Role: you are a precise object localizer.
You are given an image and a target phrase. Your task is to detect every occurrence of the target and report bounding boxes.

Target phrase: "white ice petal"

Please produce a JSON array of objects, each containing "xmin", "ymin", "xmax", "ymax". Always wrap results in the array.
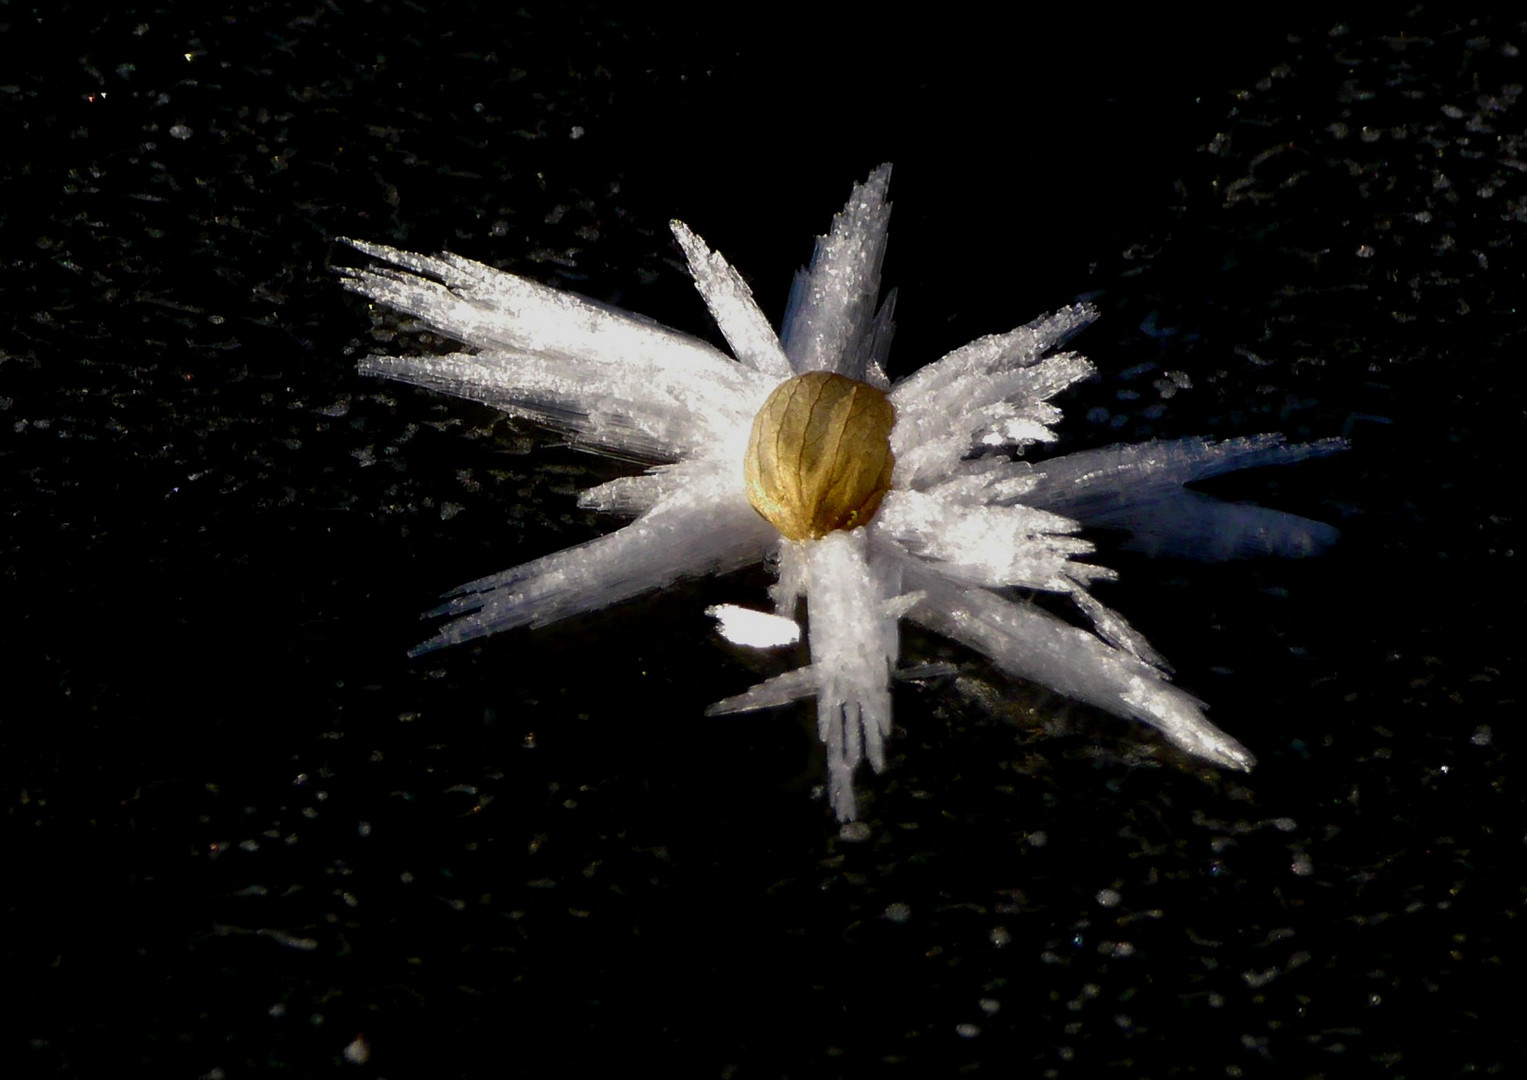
[
  {"xmin": 706, "ymin": 666, "xmax": 820, "ymax": 715},
  {"xmin": 891, "ymin": 350, "xmax": 1095, "ymax": 487},
  {"xmin": 670, "ymin": 220, "xmax": 793, "ymax": 379},
  {"xmin": 1026, "ymin": 434, "xmax": 1340, "ymax": 496},
  {"xmin": 1065, "ymin": 583, "xmax": 1170, "ymax": 671},
  {"xmin": 780, "ymin": 164, "xmax": 895, "ymax": 382},
  {"xmin": 410, "ymin": 481, "xmax": 776, "ymax": 655},
  {"xmin": 359, "ymin": 351, "xmax": 759, "ymax": 462},
  {"xmin": 1118, "ymin": 675, "xmax": 1256, "ymax": 771},
  {"xmin": 578, "ymin": 468, "xmax": 685, "ymax": 518},
  {"xmin": 859, "ymin": 287, "xmax": 896, "ymax": 391},
  {"xmin": 1117, "ymin": 490, "xmax": 1342, "ymax": 560},
  {"xmin": 897, "ymin": 421, "xmax": 1056, "ymax": 494},
  {"xmin": 977, "ymin": 414, "xmax": 1059, "ymax": 448},
  {"xmin": 343, "ymin": 238, "xmax": 777, "ymax": 460},
  {"xmin": 769, "ymin": 539, "xmax": 810, "ymax": 615},
  {"xmin": 579, "ymin": 456, "xmax": 740, "ymax": 517},
  {"xmin": 890, "ymin": 304, "xmax": 1099, "ymax": 410},
  {"xmin": 872, "ymin": 488, "xmax": 1105, "ymax": 592},
  {"xmin": 341, "ymin": 240, "xmax": 752, "ymax": 388},
  {"xmin": 893, "ymin": 352, "xmax": 1093, "ymax": 446},
  {"xmin": 918, "ymin": 458, "xmax": 1038, "ymax": 504},
  {"xmin": 1023, "ymin": 436, "xmax": 1348, "ymax": 559},
  {"xmin": 901, "ymin": 562, "xmax": 1254, "ymax": 771},
  {"xmin": 804, "ymin": 529, "xmax": 904, "ymax": 819}
]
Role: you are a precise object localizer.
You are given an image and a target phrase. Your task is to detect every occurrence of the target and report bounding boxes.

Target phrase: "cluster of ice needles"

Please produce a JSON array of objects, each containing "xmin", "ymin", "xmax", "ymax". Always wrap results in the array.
[{"xmin": 341, "ymin": 164, "xmax": 1344, "ymax": 820}]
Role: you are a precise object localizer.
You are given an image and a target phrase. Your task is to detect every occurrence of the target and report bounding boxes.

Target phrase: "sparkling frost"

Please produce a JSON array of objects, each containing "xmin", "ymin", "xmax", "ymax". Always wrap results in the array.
[{"xmin": 341, "ymin": 165, "xmax": 1344, "ymax": 820}]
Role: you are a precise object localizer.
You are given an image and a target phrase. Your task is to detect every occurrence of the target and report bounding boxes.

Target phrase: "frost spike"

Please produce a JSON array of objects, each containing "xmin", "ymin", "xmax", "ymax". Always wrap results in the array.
[
  {"xmin": 780, "ymin": 163, "xmax": 894, "ymax": 381},
  {"xmin": 670, "ymin": 220, "xmax": 793, "ymax": 379}
]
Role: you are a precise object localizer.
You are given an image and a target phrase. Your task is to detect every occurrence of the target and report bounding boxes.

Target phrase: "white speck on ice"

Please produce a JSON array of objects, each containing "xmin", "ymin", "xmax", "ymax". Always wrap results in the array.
[
  {"xmin": 707, "ymin": 604, "xmax": 800, "ymax": 649},
  {"xmin": 343, "ymin": 1035, "xmax": 370, "ymax": 1065}
]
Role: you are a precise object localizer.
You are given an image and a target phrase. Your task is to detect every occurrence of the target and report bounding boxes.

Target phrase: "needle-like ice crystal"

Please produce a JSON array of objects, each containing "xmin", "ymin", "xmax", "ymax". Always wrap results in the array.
[{"xmin": 341, "ymin": 164, "xmax": 1344, "ymax": 820}]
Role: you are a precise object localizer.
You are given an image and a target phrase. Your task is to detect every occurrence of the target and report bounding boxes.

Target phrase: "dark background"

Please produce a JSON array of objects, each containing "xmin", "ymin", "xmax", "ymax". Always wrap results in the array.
[{"xmin": 3, "ymin": 4, "xmax": 1519, "ymax": 1077}]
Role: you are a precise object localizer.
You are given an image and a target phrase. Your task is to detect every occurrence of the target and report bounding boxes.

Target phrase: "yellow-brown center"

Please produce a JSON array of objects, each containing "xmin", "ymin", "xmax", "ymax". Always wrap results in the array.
[{"xmin": 744, "ymin": 371, "xmax": 896, "ymax": 541}]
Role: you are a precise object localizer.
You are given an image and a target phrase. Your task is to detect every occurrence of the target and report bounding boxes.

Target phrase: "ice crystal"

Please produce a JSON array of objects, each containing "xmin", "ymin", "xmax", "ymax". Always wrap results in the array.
[{"xmin": 341, "ymin": 165, "xmax": 1344, "ymax": 820}]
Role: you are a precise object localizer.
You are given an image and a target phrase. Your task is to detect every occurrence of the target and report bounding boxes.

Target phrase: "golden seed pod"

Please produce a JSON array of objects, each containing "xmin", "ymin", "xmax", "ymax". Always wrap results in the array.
[{"xmin": 744, "ymin": 371, "xmax": 896, "ymax": 541}]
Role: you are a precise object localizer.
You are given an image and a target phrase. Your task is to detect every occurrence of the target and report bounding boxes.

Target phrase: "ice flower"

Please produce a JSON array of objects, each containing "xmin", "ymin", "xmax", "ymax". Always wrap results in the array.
[{"xmin": 341, "ymin": 165, "xmax": 1344, "ymax": 820}]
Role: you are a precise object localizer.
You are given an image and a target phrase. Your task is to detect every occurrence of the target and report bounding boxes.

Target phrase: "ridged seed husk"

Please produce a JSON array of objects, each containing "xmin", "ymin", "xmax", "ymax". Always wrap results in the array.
[{"xmin": 745, "ymin": 372, "xmax": 896, "ymax": 541}]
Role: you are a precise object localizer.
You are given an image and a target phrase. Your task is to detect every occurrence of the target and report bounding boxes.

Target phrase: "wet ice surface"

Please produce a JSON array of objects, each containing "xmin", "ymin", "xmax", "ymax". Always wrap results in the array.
[{"xmin": 3, "ymin": 10, "xmax": 1516, "ymax": 1078}]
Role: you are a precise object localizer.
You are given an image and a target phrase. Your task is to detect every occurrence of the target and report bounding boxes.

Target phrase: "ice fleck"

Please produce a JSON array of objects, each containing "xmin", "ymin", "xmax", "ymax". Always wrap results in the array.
[
  {"xmin": 343, "ymin": 1035, "xmax": 370, "ymax": 1064},
  {"xmin": 707, "ymin": 604, "xmax": 801, "ymax": 648}
]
